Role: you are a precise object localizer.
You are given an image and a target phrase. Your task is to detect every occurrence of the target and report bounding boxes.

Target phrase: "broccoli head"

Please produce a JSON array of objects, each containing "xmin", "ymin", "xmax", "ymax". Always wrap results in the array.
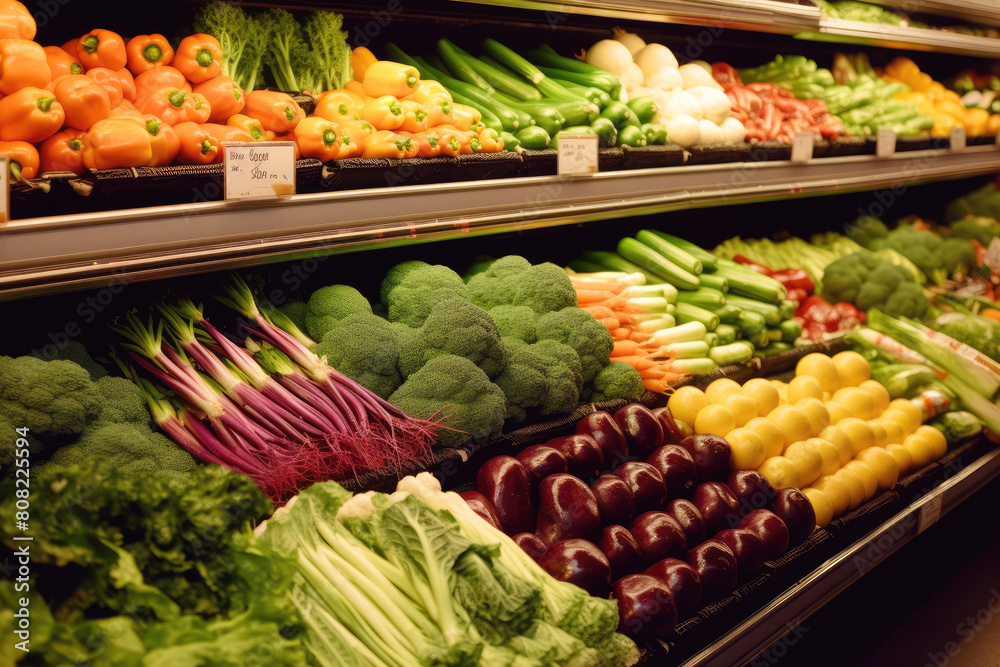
[
  {"xmin": 822, "ymin": 250, "xmax": 926, "ymax": 317},
  {"xmin": 488, "ymin": 305, "xmax": 538, "ymax": 344},
  {"xmin": 845, "ymin": 216, "xmax": 889, "ymax": 248},
  {"xmin": 304, "ymin": 284, "xmax": 373, "ymax": 341},
  {"xmin": 380, "ymin": 260, "xmax": 429, "ymax": 303},
  {"xmin": 466, "ymin": 255, "xmax": 577, "ymax": 315},
  {"xmin": 389, "ymin": 355, "xmax": 507, "ymax": 447},
  {"xmin": 0, "ymin": 356, "xmax": 102, "ymax": 439},
  {"xmin": 279, "ymin": 300, "xmax": 309, "ymax": 334},
  {"xmin": 314, "ymin": 312, "xmax": 403, "ymax": 400},
  {"xmin": 534, "ymin": 307, "xmax": 614, "ymax": 383},
  {"xmin": 882, "ymin": 282, "xmax": 929, "ymax": 319},
  {"xmin": 42, "ymin": 422, "xmax": 197, "ymax": 480},
  {"xmin": 591, "ymin": 362, "xmax": 645, "ymax": 403},
  {"xmin": 383, "ymin": 264, "xmax": 468, "ymax": 328},
  {"xmin": 94, "ymin": 376, "xmax": 151, "ymax": 426},
  {"xmin": 949, "ymin": 216, "xmax": 1000, "ymax": 246},
  {"xmin": 398, "ymin": 297, "xmax": 505, "ymax": 379},
  {"xmin": 493, "ymin": 338, "xmax": 583, "ymax": 421},
  {"xmin": 940, "ymin": 238, "xmax": 975, "ymax": 276},
  {"xmin": 44, "ymin": 340, "xmax": 108, "ymax": 381},
  {"xmin": 463, "ymin": 255, "xmax": 496, "ymax": 282},
  {"xmin": 871, "ymin": 225, "xmax": 945, "ymax": 284}
]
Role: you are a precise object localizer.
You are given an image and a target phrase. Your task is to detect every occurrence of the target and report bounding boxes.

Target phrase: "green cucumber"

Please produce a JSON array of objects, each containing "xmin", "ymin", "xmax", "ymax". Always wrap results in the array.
[
  {"xmin": 442, "ymin": 40, "xmax": 543, "ymax": 101},
  {"xmin": 712, "ymin": 303, "xmax": 742, "ymax": 324},
  {"xmin": 698, "ymin": 272, "xmax": 729, "ymax": 293},
  {"xmin": 581, "ymin": 250, "xmax": 657, "ymax": 283},
  {"xmin": 618, "ymin": 125, "xmax": 647, "ymax": 147},
  {"xmin": 436, "ymin": 39, "xmax": 494, "ymax": 93},
  {"xmin": 537, "ymin": 65, "xmax": 618, "ymax": 94},
  {"xmin": 675, "ymin": 302, "xmax": 719, "ymax": 331},
  {"xmin": 725, "ymin": 295, "xmax": 782, "ymax": 325},
  {"xmin": 525, "ymin": 44, "xmax": 623, "ymax": 97},
  {"xmin": 618, "ymin": 237, "xmax": 701, "ymax": 290},
  {"xmin": 647, "ymin": 231, "xmax": 719, "ymax": 271},
  {"xmin": 500, "ymin": 131, "xmax": 520, "ymax": 151},
  {"xmin": 635, "ymin": 229, "xmax": 703, "ymax": 275},
  {"xmin": 715, "ymin": 323, "xmax": 738, "ymax": 345},
  {"xmin": 599, "ymin": 101, "xmax": 636, "ymax": 131},
  {"xmin": 627, "ymin": 97, "xmax": 659, "ymax": 124},
  {"xmin": 641, "ymin": 122, "xmax": 668, "ymax": 145},
  {"xmin": 590, "ymin": 117, "xmax": 617, "ymax": 147},
  {"xmin": 675, "ymin": 286, "xmax": 726, "ymax": 309},
  {"xmin": 515, "ymin": 125, "xmax": 551, "ymax": 150},
  {"xmin": 550, "ymin": 79, "xmax": 613, "ymax": 108},
  {"xmin": 779, "ymin": 318, "xmax": 802, "ymax": 343}
]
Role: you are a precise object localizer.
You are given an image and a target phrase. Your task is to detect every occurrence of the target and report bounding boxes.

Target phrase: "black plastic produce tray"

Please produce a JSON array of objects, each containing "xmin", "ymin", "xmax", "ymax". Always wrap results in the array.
[
  {"xmin": 967, "ymin": 133, "xmax": 997, "ymax": 147},
  {"xmin": 620, "ymin": 144, "xmax": 686, "ymax": 170},
  {"xmin": 320, "ymin": 152, "xmax": 522, "ymax": 191},
  {"xmin": 828, "ymin": 136, "xmax": 869, "ymax": 156},
  {"xmin": 686, "ymin": 142, "xmax": 753, "ymax": 165}
]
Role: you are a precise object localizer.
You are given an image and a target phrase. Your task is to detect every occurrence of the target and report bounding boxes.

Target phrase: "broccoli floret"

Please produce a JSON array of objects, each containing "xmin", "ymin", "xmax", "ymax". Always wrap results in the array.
[
  {"xmin": 43, "ymin": 340, "xmax": 108, "ymax": 381},
  {"xmin": 870, "ymin": 225, "xmax": 945, "ymax": 284},
  {"xmin": 845, "ymin": 216, "xmax": 889, "ymax": 248},
  {"xmin": 463, "ymin": 255, "xmax": 496, "ymax": 282},
  {"xmin": 42, "ymin": 422, "xmax": 196, "ymax": 479},
  {"xmin": 493, "ymin": 338, "xmax": 582, "ymax": 422},
  {"xmin": 949, "ymin": 216, "xmax": 1000, "ymax": 246},
  {"xmin": 383, "ymin": 264, "xmax": 468, "ymax": 328},
  {"xmin": 940, "ymin": 238, "xmax": 975, "ymax": 276},
  {"xmin": 380, "ymin": 260, "xmax": 429, "ymax": 304},
  {"xmin": 94, "ymin": 376, "xmax": 151, "ymax": 426},
  {"xmin": 488, "ymin": 305, "xmax": 538, "ymax": 344},
  {"xmin": 389, "ymin": 355, "xmax": 506, "ymax": 447},
  {"xmin": 0, "ymin": 356, "xmax": 102, "ymax": 438},
  {"xmin": 883, "ymin": 282, "xmax": 929, "ymax": 319},
  {"xmin": 822, "ymin": 250, "xmax": 927, "ymax": 317},
  {"xmin": 314, "ymin": 312, "xmax": 403, "ymax": 399},
  {"xmin": 535, "ymin": 307, "xmax": 614, "ymax": 383},
  {"xmin": 591, "ymin": 362, "xmax": 645, "ymax": 403},
  {"xmin": 304, "ymin": 284, "xmax": 372, "ymax": 341},
  {"xmin": 388, "ymin": 320, "xmax": 417, "ymax": 349},
  {"xmin": 279, "ymin": 300, "xmax": 309, "ymax": 334},
  {"xmin": 398, "ymin": 298, "xmax": 505, "ymax": 379},
  {"xmin": 466, "ymin": 255, "xmax": 578, "ymax": 315}
]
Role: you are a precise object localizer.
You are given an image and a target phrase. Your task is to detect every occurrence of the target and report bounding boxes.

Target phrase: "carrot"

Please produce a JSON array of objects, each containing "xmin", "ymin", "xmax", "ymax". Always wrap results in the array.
[
  {"xmin": 570, "ymin": 276, "xmax": 625, "ymax": 293},
  {"xmin": 629, "ymin": 331, "xmax": 653, "ymax": 343},
  {"xmin": 612, "ymin": 355, "xmax": 659, "ymax": 371},
  {"xmin": 638, "ymin": 368, "xmax": 669, "ymax": 380},
  {"xmin": 643, "ymin": 378, "xmax": 670, "ymax": 393},
  {"xmin": 575, "ymin": 289, "xmax": 621, "ymax": 305},
  {"xmin": 981, "ymin": 308, "xmax": 1000, "ymax": 323},
  {"xmin": 612, "ymin": 327, "xmax": 632, "ymax": 341},
  {"xmin": 598, "ymin": 317, "xmax": 620, "ymax": 333},
  {"xmin": 612, "ymin": 340, "xmax": 640, "ymax": 357},
  {"xmin": 584, "ymin": 305, "xmax": 618, "ymax": 321}
]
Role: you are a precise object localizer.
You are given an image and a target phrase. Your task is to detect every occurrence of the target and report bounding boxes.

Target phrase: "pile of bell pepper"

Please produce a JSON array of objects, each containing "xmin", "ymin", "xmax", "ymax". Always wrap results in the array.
[
  {"xmin": 713, "ymin": 63, "xmax": 848, "ymax": 143},
  {"xmin": 0, "ymin": 2, "xmax": 505, "ymax": 181},
  {"xmin": 882, "ymin": 57, "xmax": 1000, "ymax": 139}
]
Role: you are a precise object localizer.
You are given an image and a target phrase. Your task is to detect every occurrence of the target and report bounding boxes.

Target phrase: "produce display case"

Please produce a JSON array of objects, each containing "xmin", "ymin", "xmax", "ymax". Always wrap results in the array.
[{"xmin": 4, "ymin": 0, "xmax": 1000, "ymax": 665}]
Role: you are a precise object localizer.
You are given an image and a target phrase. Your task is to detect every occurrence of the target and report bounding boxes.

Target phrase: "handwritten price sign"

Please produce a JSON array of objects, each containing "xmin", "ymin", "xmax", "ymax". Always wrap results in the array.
[
  {"xmin": 224, "ymin": 142, "xmax": 297, "ymax": 201},
  {"xmin": 557, "ymin": 134, "xmax": 599, "ymax": 176}
]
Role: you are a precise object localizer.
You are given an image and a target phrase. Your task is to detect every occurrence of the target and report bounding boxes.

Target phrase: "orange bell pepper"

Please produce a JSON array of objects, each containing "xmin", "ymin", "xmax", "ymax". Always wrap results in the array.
[
  {"xmin": 173, "ymin": 34, "xmax": 222, "ymax": 84},
  {"xmin": 82, "ymin": 117, "xmax": 152, "ymax": 170},
  {"xmin": 272, "ymin": 132, "xmax": 302, "ymax": 160},
  {"xmin": 44, "ymin": 45, "xmax": 83, "ymax": 78},
  {"xmin": 125, "ymin": 34, "xmax": 173, "ymax": 75},
  {"xmin": 173, "ymin": 121, "xmax": 219, "ymax": 165},
  {"xmin": 424, "ymin": 100, "xmax": 453, "ymax": 128},
  {"xmin": 51, "ymin": 74, "xmax": 110, "ymax": 131},
  {"xmin": 338, "ymin": 120, "xmax": 373, "ymax": 159},
  {"xmin": 0, "ymin": 139, "xmax": 37, "ymax": 179},
  {"xmin": 192, "ymin": 75, "xmax": 244, "ymax": 123},
  {"xmin": 350, "ymin": 47, "xmax": 377, "ymax": 83},
  {"xmin": 117, "ymin": 67, "xmax": 136, "ymax": 103},
  {"xmin": 134, "ymin": 66, "xmax": 190, "ymax": 103},
  {"xmin": 0, "ymin": 1, "xmax": 33, "ymax": 40},
  {"xmin": 244, "ymin": 90, "xmax": 304, "ymax": 133},
  {"xmin": 476, "ymin": 127, "xmax": 504, "ymax": 153},
  {"xmin": 199, "ymin": 123, "xmax": 254, "ymax": 163},
  {"xmin": 137, "ymin": 89, "xmax": 211, "ymax": 126},
  {"xmin": 76, "ymin": 29, "xmax": 127, "ymax": 71},
  {"xmin": 227, "ymin": 114, "xmax": 265, "ymax": 141},
  {"xmin": 40, "ymin": 128, "xmax": 86, "ymax": 175},
  {"xmin": 0, "ymin": 39, "xmax": 50, "ymax": 94},
  {"xmin": 344, "ymin": 79, "xmax": 365, "ymax": 97},
  {"xmin": 399, "ymin": 129, "xmax": 441, "ymax": 158},
  {"xmin": 360, "ymin": 95, "xmax": 404, "ymax": 130},
  {"xmin": 294, "ymin": 116, "xmax": 341, "ymax": 162},
  {"xmin": 362, "ymin": 130, "xmax": 414, "ymax": 159},
  {"xmin": 61, "ymin": 37, "xmax": 78, "ymax": 57},
  {"xmin": 398, "ymin": 100, "xmax": 428, "ymax": 133},
  {"xmin": 142, "ymin": 115, "xmax": 180, "ymax": 167},
  {"xmin": 109, "ymin": 100, "xmax": 145, "ymax": 123},
  {"xmin": 447, "ymin": 104, "xmax": 480, "ymax": 132},
  {"xmin": 312, "ymin": 89, "xmax": 364, "ymax": 123},
  {"xmin": 404, "ymin": 80, "xmax": 452, "ymax": 107},
  {"xmin": 362, "ymin": 60, "xmax": 420, "ymax": 99},
  {"xmin": 86, "ymin": 67, "xmax": 123, "ymax": 108},
  {"xmin": 436, "ymin": 125, "xmax": 464, "ymax": 157},
  {"xmin": 0, "ymin": 86, "xmax": 64, "ymax": 143}
]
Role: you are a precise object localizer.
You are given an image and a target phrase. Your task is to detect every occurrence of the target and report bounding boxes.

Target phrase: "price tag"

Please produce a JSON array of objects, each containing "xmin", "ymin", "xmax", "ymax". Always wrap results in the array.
[
  {"xmin": 876, "ymin": 129, "xmax": 896, "ymax": 158},
  {"xmin": 557, "ymin": 134, "xmax": 599, "ymax": 176},
  {"xmin": 224, "ymin": 142, "xmax": 296, "ymax": 201},
  {"xmin": 950, "ymin": 126, "xmax": 966, "ymax": 151},
  {"xmin": 918, "ymin": 495, "xmax": 942, "ymax": 534},
  {"xmin": 791, "ymin": 132, "xmax": 814, "ymax": 163},
  {"xmin": 0, "ymin": 156, "xmax": 7, "ymax": 223}
]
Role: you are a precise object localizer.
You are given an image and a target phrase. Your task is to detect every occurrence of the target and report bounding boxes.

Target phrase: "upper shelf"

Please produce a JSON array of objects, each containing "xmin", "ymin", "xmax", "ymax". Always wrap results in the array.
[
  {"xmin": 451, "ymin": 0, "xmax": 1000, "ymax": 58},
  {"xmin": 4, "ymin": 144, "xmax": 1000, "ymax": 301}
]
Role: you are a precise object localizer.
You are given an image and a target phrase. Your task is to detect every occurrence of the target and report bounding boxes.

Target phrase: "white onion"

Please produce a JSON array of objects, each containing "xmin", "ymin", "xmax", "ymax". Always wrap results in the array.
[
  {"xmin": 679, "ymin": 63, "xmax": 722, "ymax": 90},
  {"xmin": 645, "ymin": 66, "xmax": 682, "ymax": 91},
  {"xmin": 696, "ymin": 89, "xmax": 732, "ymax": 125},
  {"xmin": 613, "ymin": 27, "xmax": 646, "ymax": 56},
  {"xmin": 720, "ymin": 117, "xmax": 747, "ymax": 143},
  {"xmin": 584, "ymin": 39, "xmax": 635, "ymax": 77},
  {"xmin": 690, "ymin": 60, "xmax": 713, "ymax": 74},
  {"xmin": 663, "ymin": 91, "xmax": 703, "ymax": 122},
  {"xmin": 697, "ymin": 119, "xmax": 724, "ymax": 145},
  {"xmin": 620, "ymin": 63, "xmax": 645, "ymax": 92},
  {"xmin": 634, "ymin": 43, "xmax": 678, "ymax": 79},
  {"xmin": 666, "ymin": 115, "xmax": 701, "ymax": 148}
]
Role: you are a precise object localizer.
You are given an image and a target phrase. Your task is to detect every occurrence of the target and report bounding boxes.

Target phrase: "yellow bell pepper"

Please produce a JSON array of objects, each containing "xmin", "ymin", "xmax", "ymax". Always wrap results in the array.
[
  {"xmin": 362, "ymin": 60, "xmax": 420, "ymax": 99},
  {"xmin": 82, "ymin": 117, "xmax": 153, "ymax": 170}
]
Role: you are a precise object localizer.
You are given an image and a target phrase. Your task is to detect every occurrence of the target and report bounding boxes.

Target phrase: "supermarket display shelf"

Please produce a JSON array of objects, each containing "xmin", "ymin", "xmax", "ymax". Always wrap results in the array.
[
  {"xmin": 4, "ymin": 144, "xmax": 1000, "ymax": 300},
  {"xmin": 864, "ymin": 0, "xmax": 1000, "ymax": 29},
  {"xmin": 803, "ymin": 18, "xmax": 1000, "ymax": 59},
  {"xmin": 679, "ymin": 446, "xmax": 1000, "ymax": 666}
]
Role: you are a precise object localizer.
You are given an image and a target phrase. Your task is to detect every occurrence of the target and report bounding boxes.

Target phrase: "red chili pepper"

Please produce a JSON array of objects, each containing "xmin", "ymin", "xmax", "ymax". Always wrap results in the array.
[
  {"xmin": 770, "ymin": 268, "xmax": 815, "ymax": 294},
  {"xmin": 733, "ymin": 254, "xmax": 773, "ymax": 276},
  {"xmin": 794, "ymin": 295, "xmax": 842, "ymax": 338},
  {"xmin": 711, "ymin": 62, "xmax": 742, "ymax": 90}
]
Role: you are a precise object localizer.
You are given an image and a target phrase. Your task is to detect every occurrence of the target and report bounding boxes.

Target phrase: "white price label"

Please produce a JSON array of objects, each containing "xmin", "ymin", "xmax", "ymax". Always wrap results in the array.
[
  {"xmin": 876, "ymin": 129, "xmax": 896, "ymax": 158},
  {"xmin": 224, "ymin": 142, "xmax": 296, "ymax": 201},
  {"xmin": 950, "ymin": 127, "xmax": 966, "ymax": 151},
  {"xmin": 557, "ymin": 134, "xmax": 599, "ymax": 176},
  {"xmin": 918, "ymin": 495, "xmax": 942, "ymax": 534},
  {"xmin": 791, "ymin": 132, "xmax": 814, "ymax": 163},
  {"xmin": 0, "ymin": 156, "xmax": 7, "ymax": 223}
]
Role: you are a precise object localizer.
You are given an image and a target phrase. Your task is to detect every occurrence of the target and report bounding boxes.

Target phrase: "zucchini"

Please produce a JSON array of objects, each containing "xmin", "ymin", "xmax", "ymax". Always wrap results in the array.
[
  {"xmin": 779, "ymin": 318, "xmax": 802, "ymax": 344},
  {"xmin": 725, "ymin": 295, "xmax": 782, "ymax": 326},
  {"xmin": 738, "ymin": 310, "xmax": 768, "ymax": 348},
  {"xmin": 715, "ymin": 260, "xmax": 787, "ymax": 303},
  {"xmin": 712, "ymin": 303, "xmax": 742, "ymax": 324},
  {"xmin": 443, "ymin": 40, "xmax": 543, "ymax": 102},
  {"xmin": 675, "ymin": 286, "xmax": 726, "ymax": 309},
  {"xmin": 537, "ymin": 65, "xmax": 618, "ymax": 94},
  {"xmin": 758, "ymin": 341, "xmax": 793, "ymax": 356},
  {"xmin": 618, "ymin": 237, "xmax": 701, "ymax": 290},
  {"xmin": 710, "ymin": 341, "xmax": 755, "ymax": 366},
  {"xmin": 550, "ymin": 79, "xmax": 613, "ymax": 109},
  {"xmin": 515, "ymin": 125, "xmax": 551, "ymax": 150},
  {"xmin": 703, "ymin": 332, "xmax": 719, "ymax": 348},
  {"xmin": 626, "ymin": 97, "xmax": 659, "ymax": 124},
  {"xmin": 635, "ymin": 229, "xmax": 703, "ymax": 275},
  {"xmin": 581, "ymin": 250, "xmax": 658, "ymax": 284},
  {"xmin": 715, "ymin": 323, "xmax": 738, "ymax": 345},
  {"xmin": 698, "ymin": 273, "xmax": 729, "ymax": 293},
  {"xmin": 436, "ymin": 39, "xmax": 494, "ymax": 93},
  {"xmin": 499, "ymin": 131, "xmax": 520, "ymax": 151},
  {"xmin": 526, "ymin": 44, "xmax": 623, "ymax": 97},
  {"xmin": 675, "ymin": 302, "xmax": 719, "ymax": 331},
  {"xmin": 618, "ymin": 125, "xmax": 647, "ymax": 147},
  {"xmin": 647, "ymin": 231, "xmax": 719, "ymax": 271},
  {"xmin": 482, "ymin": 38, "xmax": 578, "ymax": 102}
]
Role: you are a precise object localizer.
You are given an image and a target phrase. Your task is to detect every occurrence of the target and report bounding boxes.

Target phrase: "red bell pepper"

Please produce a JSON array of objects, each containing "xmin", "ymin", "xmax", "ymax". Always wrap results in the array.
[
  {"xmin": 770, "ymin": 267, "xmax": 815, "ymax": 294},
  {"xmin": 733, "ymin": 254, "xmax": 773, "ymax": 276}
]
